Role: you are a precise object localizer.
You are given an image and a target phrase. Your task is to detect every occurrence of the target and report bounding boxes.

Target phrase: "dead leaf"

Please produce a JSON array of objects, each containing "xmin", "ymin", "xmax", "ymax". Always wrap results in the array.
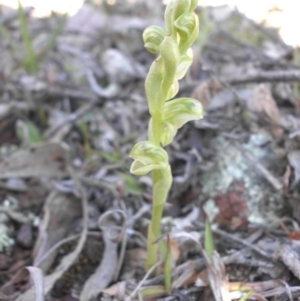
[
  {"xmin": 230, "ymin": 280, "xmax": 281, "ymax": 294},
  {"xmin": 102, "ymin": 281, "xmax": 126, "ymax": 299},
  {"xmin": 247, "ymin": 84, "xmax": 281, "ymax": 126},
  {"xmin": 172, "ymin": 259, "xmax": 206, "ymax": 289},
  {"xmin": 282, "ymin": 165, "xmax": 291, "ymax": 193},
  {"xmin": 0, "ymin": 266, "xmax": 44, "ymax": 301},
  {"xmin": 191, "ymin": 81, "xmax": 224, "ymax": 110},
  {"xmin": 120, "ymin": 248, "xmax": 146, "ymax": 282},
  {"xmin": 25, "ymin": 267, "xmax": 44, "ymax": 301},
  {"xmin": 169, "ymin": 239, "xmax": 181, "ymax": 262},
  {"xmin": 33, "ymin": 191, "xmax": 81, "ymax": 273},
  {"xmin": 16, "ymin": 178, "xmax": 88, "ymax": 301},
  {"xmin": 288, "ymin": 151, "xmax": 300, "ymax": 187},
  {"xmin": 80, "ymin": 211, "xmax": 121, "ymax": 301},
  {"xmin": 206, "ymin": 251, "xmax": 231, "ymax": 301},
  {"xmin": 0, "ymin": 143, "xmax": 68, "ymax": 179},
  {"xmin": 278, "ymin": 239, "xmax": 300, "ymax": 279}
]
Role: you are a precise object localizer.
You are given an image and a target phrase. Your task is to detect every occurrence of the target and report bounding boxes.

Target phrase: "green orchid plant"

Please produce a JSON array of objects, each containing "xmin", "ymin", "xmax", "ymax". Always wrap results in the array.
[{"xmin": 130, "ymin": 0, "xmax": 203, "ymax": 270}]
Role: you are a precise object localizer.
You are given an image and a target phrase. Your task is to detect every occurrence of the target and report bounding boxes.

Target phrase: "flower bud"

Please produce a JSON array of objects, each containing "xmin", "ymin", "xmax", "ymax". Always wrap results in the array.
[
  {"xmin": 143, "ymin": 25, "xmax": 166, "ymax": 54},
  {"xmin": 164, "ymin": 0, "xmax": 197, "ymax": 36},
  {"xmin": 174, "ymin": 12, "xmax": 199, "ymax": 54},
  {"xmin": 164, "ymin": 0, "xmax": 191, "ymax": 35}
]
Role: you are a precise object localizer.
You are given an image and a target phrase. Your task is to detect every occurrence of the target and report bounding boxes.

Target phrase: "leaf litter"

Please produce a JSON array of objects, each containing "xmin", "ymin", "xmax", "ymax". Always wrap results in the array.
[{"xmin": 1, "ymin": 1, "xmax": 300, "ymax": 300}]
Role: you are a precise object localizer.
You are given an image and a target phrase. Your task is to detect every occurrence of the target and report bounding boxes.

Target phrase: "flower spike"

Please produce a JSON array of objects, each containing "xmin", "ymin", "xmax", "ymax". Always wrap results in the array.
[{"xmin": 129, "ymin": 0, "xmax": 202, "ymax": 272}]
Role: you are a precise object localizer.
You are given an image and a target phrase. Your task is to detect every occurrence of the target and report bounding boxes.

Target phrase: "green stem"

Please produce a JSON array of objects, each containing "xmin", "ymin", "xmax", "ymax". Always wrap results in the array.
[
  {"xmin": 146, "ymin": 63, "xmax": 173, "ymax": 270},
  {"xmin": 146, "ymin": 169, "xmax": 164, "ymax": 269},
  {"xmin": 151, "ymin": 112, "xmax": 162, "ymax": 145}
]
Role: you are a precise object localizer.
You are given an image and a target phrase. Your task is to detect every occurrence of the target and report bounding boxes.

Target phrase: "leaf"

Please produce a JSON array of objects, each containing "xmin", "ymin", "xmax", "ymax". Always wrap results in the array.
[
  {"xmin": 0, "ymin": 143, "xmax": 68, "ymax": 179},
  {"xmin": 140, "ymin": 285, "xmax": 167, "ymax": 299},
  {"xmin": 99, "ymin": 151, "xmax": 121, "ymax": 163},
  {"xmin": 164, "ymin": 236, "xmax": 172, "ymax": 293},
  {"xmin": 118, "ymin": 172, "xmax": 142, "ymax": 195},
  {"xmin": 153, "ymin": 165, "xmax": 172, "ymax": 205},
  {"xmin": 16, "ymin": 120, "xmax": 44, "ymax": 147},
  {"xmin": 204, "ymin": 218, "xmax": 215, "ymax": 262}
]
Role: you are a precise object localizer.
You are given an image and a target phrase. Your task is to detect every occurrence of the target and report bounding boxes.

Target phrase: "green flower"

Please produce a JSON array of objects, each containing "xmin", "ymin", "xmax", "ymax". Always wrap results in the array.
[
  {"xmin": 130, "ymin": 141, "xmax": 169, "ymax": 176},
  {"xmin": 143, "ymin": 25, "xmax": 166, "ymax": 54},
  {"xmin": 160, "ymin": 98, "xmax": 203, "ymax": 146}
]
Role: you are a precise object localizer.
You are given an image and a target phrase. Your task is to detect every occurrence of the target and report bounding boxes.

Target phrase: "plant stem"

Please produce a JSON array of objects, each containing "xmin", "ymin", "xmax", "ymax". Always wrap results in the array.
[
  {"xmin": 147, "ymin": 108, "xmax": 163, "ymax": 268},
  {"xmin": 151, "ymin": 112, "xmax": 162, "ymax": 145},
  {"xmin": 146, "ymin": 169, "xmax": 164, "ymax": 269}
]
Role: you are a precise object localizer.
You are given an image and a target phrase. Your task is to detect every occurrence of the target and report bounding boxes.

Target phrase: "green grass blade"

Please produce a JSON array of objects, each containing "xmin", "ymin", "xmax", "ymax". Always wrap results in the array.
[
  {"xmin": 16, "ymin": 120, "xmax": 44, "ymax": 147},
  {"xmin": 204, "ymin": 218, "xmax": 215, "ymax": 262},
  {"xmin": 0, "ymin": 25, "xmax": 19, "ymax": 55},
  {"xmin": 238, "ymin": 290, "xmax": 252, "ymax": 301},
  {"xmin": 38, "ymin": 12, "xmax": 68, "ymax": 60},
  {"xmin": 17, "ymin": 0, "xmax": 38, "ymax": 73},
  {"xmin": 163, "ymin": 236, "xmax": 172, "ymax": 292}
]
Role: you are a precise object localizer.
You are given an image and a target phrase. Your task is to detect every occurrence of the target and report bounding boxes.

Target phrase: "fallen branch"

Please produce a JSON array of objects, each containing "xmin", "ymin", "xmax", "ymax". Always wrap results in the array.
[{"xmin": 227, "ymin": 70, "xmax": 300, "ymax": 85}]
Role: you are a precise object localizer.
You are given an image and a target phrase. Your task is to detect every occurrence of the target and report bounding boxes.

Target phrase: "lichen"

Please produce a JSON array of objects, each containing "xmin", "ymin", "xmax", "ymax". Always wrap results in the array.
[{"xmin": 201, "ymin": 132, "xmax": 283, "ymax": 224}]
